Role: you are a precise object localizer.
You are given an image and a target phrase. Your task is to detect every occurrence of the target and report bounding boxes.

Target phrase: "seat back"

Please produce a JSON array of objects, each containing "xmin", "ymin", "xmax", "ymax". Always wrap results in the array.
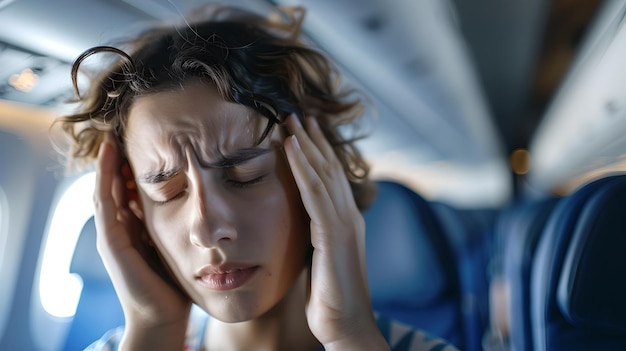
[
  {"xmin": 433, "ymin": 202, "xmax": 497, "ymax": 351},
  {"xmin": 501, "ymin": 197, "xmax": 559, "ymax": 351},
  {"xmin": 363, "ymin": 180, "xmax": 463, "ymax": 348},
  {"xmin": 62, "ymin": 217, "xmax": 124, "ymax": 351},
  {"xmin": 531, "ymin": 175, "xmax": 626, "ymax": 351}
]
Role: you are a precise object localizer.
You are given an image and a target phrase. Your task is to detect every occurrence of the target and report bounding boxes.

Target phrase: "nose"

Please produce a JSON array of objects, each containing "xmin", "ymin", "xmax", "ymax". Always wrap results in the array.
[{"xmin": 187, "ymin": 152, "xmax": 237, "ymax": 248}]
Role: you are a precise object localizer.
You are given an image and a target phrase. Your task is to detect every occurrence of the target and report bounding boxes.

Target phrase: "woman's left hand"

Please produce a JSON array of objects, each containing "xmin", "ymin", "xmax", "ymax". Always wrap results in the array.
[{"xmin": 283, "ymin": 114, "xmax": 389, "ymax": 351}]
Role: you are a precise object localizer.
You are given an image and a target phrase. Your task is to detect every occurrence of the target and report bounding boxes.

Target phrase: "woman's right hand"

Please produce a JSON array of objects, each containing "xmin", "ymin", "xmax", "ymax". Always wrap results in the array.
[{"xmin": 94, "ymin": 132, "xmax": 191, "ymax": 350}]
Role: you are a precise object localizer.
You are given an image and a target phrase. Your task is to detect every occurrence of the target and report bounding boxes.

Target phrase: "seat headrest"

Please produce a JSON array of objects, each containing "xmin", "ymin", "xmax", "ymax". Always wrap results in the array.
[
  {"xmin": 363, "ymin": 181, "xmax": 455, "ymax": 306},
  {"xmin": 557, "ymin": 175, "xmax": 626, "ymax": 332}
]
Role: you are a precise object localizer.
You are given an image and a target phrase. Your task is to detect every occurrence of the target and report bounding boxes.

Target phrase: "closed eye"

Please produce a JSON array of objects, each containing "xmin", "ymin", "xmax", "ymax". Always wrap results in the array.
[
  {"xmin": 226, "ymin": 175, "xmax": 267, "ymax": 189},
  {"xmin": 154, "ymin": 191, "xmax": 188, "ymax": 206}
]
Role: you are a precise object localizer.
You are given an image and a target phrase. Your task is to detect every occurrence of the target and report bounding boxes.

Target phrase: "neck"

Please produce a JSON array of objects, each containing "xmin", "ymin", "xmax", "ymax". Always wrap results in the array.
[{"xmin": 205, "ymin": 269, "xmax": 321, "ymax": 351}]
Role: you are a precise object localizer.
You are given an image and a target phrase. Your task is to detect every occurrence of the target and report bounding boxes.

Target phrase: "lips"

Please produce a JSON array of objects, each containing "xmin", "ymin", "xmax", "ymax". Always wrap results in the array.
[{"xmin": 195, "ymin": 264, "xmax": 259, "ymax": 291}]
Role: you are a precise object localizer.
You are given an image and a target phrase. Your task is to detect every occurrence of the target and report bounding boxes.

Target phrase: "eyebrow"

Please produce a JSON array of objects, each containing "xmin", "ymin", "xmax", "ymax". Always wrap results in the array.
[
  {"xmin": 138, "ymin": 147, "xmax": 272, "ymax": 184},
  {"xmin": 140, "ymin": 169, "xmax": 180, "ymax": 184}
]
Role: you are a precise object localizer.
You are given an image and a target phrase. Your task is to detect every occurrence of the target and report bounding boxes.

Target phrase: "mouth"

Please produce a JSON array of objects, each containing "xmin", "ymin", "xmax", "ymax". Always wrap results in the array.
[{"xmin": 196, "ymin": 265, "xmax": 260, "ymax": 291}]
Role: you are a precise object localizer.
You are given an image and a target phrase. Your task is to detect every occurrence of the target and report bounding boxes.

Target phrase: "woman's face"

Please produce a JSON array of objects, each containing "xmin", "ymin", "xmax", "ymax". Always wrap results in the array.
[{"xmin": 124, "ymin": 82, "xmax": 309, "ymax": 322}]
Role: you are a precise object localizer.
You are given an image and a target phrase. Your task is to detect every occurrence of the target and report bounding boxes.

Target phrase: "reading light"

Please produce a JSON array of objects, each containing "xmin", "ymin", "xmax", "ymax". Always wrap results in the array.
[
  {"xmin": 510, "ymin": 148, "xmax": 530, "ymax": 175},
  {"xmin": 8, "ymin": 68, "xmax": 39, "ymax": 92}
]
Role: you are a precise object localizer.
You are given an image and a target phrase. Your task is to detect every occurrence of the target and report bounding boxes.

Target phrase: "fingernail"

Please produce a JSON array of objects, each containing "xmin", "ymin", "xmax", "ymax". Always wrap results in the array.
[
  {"xmin": 291, "ymin": 134, "xmax": 301, "ymax": 150},
  {"xmin": 292, "ymin": 114, "xmax": 303, "ymax": 128}
]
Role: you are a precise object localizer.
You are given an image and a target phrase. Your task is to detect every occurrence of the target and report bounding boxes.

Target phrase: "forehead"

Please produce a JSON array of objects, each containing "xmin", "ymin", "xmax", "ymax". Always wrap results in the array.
[
  {"xmin": 124, "ymin": 83, "xmax": 272, "ymax": 162},
  {"xmin": 127, "ymin": 82, "xmax": 262, "ymax": 139}
]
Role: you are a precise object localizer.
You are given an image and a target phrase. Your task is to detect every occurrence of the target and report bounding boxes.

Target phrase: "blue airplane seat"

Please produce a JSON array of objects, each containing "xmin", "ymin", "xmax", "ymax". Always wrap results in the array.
[
  {"xmin": 63, "ymin": 216, "xmax": 124, "ymax": 351},
  {"xmin": 531, "ymin": 175, "xmax": 626, "ymax": 351},
  {"xmin": 432, "ymin": 202, "xmax": 496, "ymax": 351},
  {"xmin": 501, "ymin": 197, "xmax": 559, "ymax": 351},
  {"xmin": 363, "ymin": 180, "xmax": 463, "ymax": 348}
]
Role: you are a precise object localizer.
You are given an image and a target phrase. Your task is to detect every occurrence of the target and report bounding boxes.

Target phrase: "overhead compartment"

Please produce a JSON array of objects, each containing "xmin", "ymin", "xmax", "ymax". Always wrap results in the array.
[{"xmin": 530, "ymin": 0, "xmax": 626, "ymax": 193}]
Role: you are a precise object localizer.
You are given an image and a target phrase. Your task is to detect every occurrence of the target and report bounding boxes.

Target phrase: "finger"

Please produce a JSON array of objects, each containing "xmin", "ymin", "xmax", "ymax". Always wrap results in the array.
[
  {"xmin": 302, "ymin": 117, "xmax": 337, "ymax": 164},
  {"xmin": 94, "ymin": 133, "xmax": 130, "ymax": 250},
  {"xmin": 301, "ymin": 117, "xmax": 367, "ymax": 281},
  {"xmin": 303, "ymin": 116, "xmax": 356, "ymax": 211},
  {"xmin": 284, "ymin": 115, "xmax": 352, "ymax": 213},
  {"xmin": 95, "ymin": 133, "xmax": 118, "ymax": 225},
  {"xmin": 107, "ymin": 135, "xmax": 129, "ymax": 214},
  {"xmin": 284, "ymin": 134, "xmax": 339, "ymax": 247},
  {"xmin": 286, "ymin": 120, "xmax": 371, "ymax": 307},
  {"xmin": 284, "ymin": 114, "xmax": 326, "ymax": 171}
]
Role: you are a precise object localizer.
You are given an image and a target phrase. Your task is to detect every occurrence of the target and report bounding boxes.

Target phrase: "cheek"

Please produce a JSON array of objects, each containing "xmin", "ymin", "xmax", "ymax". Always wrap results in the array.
[
  {"xmin": 136, "ymin": 191, "xmax": 189, "ymax": 262},
  {"xmin": 265, "ymin": 160, "xmax": 310, "ymax": 253},
  {"xmin": 138, "ymin": 190, "xmax": 182, "ymax": 232},
  {"xmin": 243, "ymin": 183, "xmax": 310, "ymax": 277}
]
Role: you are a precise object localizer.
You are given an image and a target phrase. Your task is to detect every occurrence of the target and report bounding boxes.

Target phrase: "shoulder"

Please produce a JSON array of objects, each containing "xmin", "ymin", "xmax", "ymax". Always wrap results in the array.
[{"xmin": 375, "ymin": 314, "xmax": 459, "ymax": 351}]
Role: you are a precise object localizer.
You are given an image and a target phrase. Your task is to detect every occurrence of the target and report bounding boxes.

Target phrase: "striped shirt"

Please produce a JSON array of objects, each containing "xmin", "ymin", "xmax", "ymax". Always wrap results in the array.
[{"xmin": 85, "ymin": 309, "xmax": 458, "ymax": 351}]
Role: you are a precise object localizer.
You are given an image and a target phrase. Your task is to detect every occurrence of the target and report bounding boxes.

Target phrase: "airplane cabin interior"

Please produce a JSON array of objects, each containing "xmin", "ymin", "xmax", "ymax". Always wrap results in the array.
[{"xmin": 1, "ymin": 0, "xmax": 626, "ymax": 350}]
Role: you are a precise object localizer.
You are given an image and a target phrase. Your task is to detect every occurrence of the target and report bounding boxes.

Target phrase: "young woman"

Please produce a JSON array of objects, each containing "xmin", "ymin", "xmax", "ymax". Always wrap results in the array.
[{"xmin": 57, "ymin": 5, "xmax": 458, "ymax": 351}]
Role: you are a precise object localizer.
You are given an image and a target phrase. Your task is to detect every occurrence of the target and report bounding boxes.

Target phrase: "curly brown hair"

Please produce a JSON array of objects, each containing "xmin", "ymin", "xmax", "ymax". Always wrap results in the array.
[{"xmin": 55, "ymin": 5, "xmax": 375, "ymax": 208}]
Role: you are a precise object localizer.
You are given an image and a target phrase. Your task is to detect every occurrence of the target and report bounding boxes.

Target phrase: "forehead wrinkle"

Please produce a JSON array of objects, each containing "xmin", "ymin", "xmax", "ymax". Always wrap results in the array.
[
  {"xmin": 128, "ymin": 83, "xmax": 274, "ymax": 175},
  {"xmin": 188, "ymin": 107, "xmax": 263, "ymax": 166},
  {"xmin": 145, "ymin": 117, "xmax": 204, "ymax": 174},
  {"xmin": 127, "ymin": 129, "xmax": 189, "ymax": 181}
]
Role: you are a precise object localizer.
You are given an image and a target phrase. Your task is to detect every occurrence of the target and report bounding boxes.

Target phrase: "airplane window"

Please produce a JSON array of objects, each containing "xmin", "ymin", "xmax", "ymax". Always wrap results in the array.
[
  {"xmin": 0, "ymin": 186, "xmax": 6, "ymax": 267},
  {"xmin": 38, "ymin": 172, "xmax": 95, "ymax": 318}
]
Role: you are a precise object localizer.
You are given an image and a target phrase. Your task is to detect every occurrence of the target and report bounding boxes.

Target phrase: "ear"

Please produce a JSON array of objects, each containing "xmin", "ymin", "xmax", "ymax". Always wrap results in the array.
[{"xmin": 121, "ymin": 161, "xmax": 145, "ymax": 220}]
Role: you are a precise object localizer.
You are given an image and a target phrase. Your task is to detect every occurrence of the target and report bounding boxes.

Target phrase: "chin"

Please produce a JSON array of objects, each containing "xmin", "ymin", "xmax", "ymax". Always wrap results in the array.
[{"xmin": 195, "ymin": 292, "xmax": 273, "ymax": 323}]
